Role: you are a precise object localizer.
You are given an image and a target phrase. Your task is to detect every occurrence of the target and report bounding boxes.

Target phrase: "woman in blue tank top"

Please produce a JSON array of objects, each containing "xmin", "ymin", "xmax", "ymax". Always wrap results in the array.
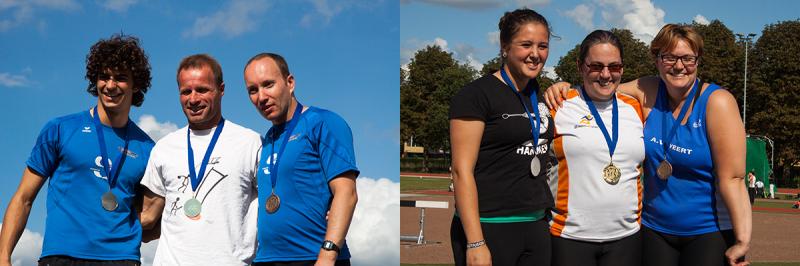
[{"xmin": 545, "ymin": 24, "xmax": 751, "ymax": 266}]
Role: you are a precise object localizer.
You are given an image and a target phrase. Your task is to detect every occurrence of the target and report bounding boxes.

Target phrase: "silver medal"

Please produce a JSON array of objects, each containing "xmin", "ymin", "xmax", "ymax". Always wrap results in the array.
[
  {"xmin": 530, "ymin": 156, "xmax": 541, "ymax": 176},
  {"xmin": 101, "ymin": 191, "xmax": 118, "ymax": 211},
  {"xmin": 184, "ymin": 198, "xmax": 202, "ymax": 219}
]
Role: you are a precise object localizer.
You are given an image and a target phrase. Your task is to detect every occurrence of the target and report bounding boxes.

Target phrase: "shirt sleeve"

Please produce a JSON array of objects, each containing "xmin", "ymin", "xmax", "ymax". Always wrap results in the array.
[
  {"xmin": 139, "ymin": 144, "xmax": 166, "ymax": 197},
  {"xmin": 450, "ymin": 80, "xmax": 490, "ymax": 121},
  {"xmin": 26, "ymin": 119, "xmax": 61, "ymax": 177},
  {"xmin": 313, "ymin": 112, "xmax": 359, "ymax": 182}
]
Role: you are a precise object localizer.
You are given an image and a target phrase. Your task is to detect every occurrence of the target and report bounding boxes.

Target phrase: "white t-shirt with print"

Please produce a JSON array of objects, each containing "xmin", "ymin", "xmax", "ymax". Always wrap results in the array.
[{"xmin": 141, "ymin": 120, "xmax": 261, "ymax": 266}]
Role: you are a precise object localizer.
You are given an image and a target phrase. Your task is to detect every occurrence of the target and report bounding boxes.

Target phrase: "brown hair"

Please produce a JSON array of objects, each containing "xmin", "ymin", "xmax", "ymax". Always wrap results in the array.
[
  {"xmin": 85, "ymin": 34, "xmax": 152, "ymax": 107},
  {"xmin": 244, "ymin": 53, "xmax": 291, "ymax": 79},
  {"xmin": 176, "ymin": 54, "xmax": 223, "ymax": 86},
  {"xmin": 498, "ymin": 8, "xmax": 550, "ymax": 50},
  {"xmin": 578, "ymin": 30, "xmax": 624, "ymax": 65},
  {"xmin": 650, "ymin": 24, "xmax": 704, "ymax": 59}
]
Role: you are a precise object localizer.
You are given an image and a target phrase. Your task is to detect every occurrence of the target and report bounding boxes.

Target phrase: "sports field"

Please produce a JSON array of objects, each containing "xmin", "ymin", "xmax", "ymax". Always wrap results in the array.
[{"xmin": 401, "ymin": 175, "xmax": 800, "ymax": 266}]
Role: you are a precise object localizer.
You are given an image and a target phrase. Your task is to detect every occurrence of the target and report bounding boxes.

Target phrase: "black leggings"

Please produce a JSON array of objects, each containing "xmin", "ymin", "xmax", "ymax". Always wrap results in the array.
[
  {"xmin": 552, "ymin": 230, "xmax": 641, "ymax": 266},
  {"xmin": 642, "ymin": 226, "xmax": 737, "ymax": 266},
  {"xmin": 451, "ymin": 216, "xmax": 551, "ymax": 266}
]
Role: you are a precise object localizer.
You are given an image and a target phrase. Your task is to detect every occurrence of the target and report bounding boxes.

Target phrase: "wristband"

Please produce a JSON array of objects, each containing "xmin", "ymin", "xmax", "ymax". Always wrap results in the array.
[{"xmin": 466, "ymin": 239, "xmax": 486, "ymax": 249}]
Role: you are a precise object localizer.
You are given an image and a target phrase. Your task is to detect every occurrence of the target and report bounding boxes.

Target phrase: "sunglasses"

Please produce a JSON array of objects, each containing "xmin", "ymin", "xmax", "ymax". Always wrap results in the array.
[{"xmin": 584, "ymin": 63, "xmax": 623, "ymax": 73}]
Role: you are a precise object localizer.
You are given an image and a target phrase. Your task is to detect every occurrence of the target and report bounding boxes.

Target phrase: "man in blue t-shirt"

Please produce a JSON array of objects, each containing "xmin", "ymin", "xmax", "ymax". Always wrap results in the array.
[
  {"xmin": 243, "ymin": 53, "xmax": 359, "ymax": 266},
  {"xmin": 0, "ymin": 34, "xmax": 155, "ymax": 266}
]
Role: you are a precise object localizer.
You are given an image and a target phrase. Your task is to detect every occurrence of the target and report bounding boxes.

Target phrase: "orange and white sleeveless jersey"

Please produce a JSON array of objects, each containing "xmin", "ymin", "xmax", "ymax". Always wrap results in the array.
[{"xmin": 548, "ymin": 87, "xmax": 645, "ymax": 242}]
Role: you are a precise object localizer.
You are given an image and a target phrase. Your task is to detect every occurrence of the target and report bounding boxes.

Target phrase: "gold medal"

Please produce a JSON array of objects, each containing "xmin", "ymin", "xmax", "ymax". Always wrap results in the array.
[
  {"xmin": 602, "ymin": 162, "xmax": 621, "ymax": 185},
  {"xmin": 657, "ymin": 160, "xmax": 672, "ymax": 180},
  {"xmin": 265, "ymin": 193, "xmax": 280, "ymax": 214}
]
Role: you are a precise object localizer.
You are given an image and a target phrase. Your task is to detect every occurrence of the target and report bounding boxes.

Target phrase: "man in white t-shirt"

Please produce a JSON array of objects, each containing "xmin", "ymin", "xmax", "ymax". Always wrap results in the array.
[
  {"xmin": 755, "ymin": 180, "xmax": 764, "ymax": 198},
  {"xmin": 138, "ymin": 54, "xmax": 261, "ymax": 265},
  {"xmin": 747, "ymin": 171, "xmax": 756, "ymax": 204}
]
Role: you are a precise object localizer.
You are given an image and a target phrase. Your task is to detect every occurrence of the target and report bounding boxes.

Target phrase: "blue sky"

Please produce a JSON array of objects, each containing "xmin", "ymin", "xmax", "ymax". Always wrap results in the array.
[
  {"xmin": 401, "ymin": 0, "xmax": 800, "ymax": 78},
  {"xmin": 0, "ymin": 1, "xmax": 399, "ymax": 265}
]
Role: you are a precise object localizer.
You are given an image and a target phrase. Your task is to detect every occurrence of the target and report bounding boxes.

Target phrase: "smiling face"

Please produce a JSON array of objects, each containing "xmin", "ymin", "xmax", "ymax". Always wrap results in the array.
[
  {"xmin": 502, "ymin": 22, "xmax": 549, "ymax": 84},
  {"xmin": 580, "ymin": 43, "xmax": 623, "ymax": 101},
  {"xmin": 178, "ymin": 66, "xmax": 224, "ymax": 130},
  {"xmin": 656, "ymin": 39, "xmax": 699, "ymax": 90},
  {"xmin": 96, "ymin": 68, "xmax": 136, "ymax": 113}
]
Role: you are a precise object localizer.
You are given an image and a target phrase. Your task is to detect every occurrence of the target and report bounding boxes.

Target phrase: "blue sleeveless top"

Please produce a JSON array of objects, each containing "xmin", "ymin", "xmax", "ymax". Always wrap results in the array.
[{"xmin": 642, "ymin": 80, "xmax": 732, "ymax": 236}]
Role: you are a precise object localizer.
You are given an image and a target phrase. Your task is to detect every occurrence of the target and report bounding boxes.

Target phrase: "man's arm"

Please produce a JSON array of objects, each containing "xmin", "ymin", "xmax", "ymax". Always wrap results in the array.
[
  {"xmin": 139, "ymin": 186, "xmax": 165, "ymax": 242},
  {"xmin": 316, "ymin": 171, "xmax": 358, "ymax": 265},
  {"xmin": 0, "ymin": 168, "xmax": 47, "ymax": 265}
]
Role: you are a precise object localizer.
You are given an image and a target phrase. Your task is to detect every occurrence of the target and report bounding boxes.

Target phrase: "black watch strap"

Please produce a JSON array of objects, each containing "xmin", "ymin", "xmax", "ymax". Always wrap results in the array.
[{"xmin": 321, "ymin": 240, "xmax": 340, "ymax": 252}]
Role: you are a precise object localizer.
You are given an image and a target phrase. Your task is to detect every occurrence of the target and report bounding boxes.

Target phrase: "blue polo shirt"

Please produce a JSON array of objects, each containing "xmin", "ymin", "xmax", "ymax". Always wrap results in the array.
[
  {"xmin": 255, "ymin": 106, "xmax": 359, "ymax": 262},
  {"xmin": 26, "ymin": 110, "xmax": 154, "ymax": 261}
]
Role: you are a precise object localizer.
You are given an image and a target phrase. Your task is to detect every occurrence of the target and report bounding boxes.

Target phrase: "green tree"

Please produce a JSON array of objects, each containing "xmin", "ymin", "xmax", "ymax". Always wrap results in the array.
[
  {"xmin": 554, "ymin": 28, "xmax": 656, "ymax": 87},
  {"xmin": 400, "ymin": 45, "xmax": 477, "ymax": 170},
  {"xmin": 692, "ymin": 20, "xmax": 741, "ymax": 95},
  {"xmin": 746, "ymin": 20, "xmax": 800, "ymax": 185}
]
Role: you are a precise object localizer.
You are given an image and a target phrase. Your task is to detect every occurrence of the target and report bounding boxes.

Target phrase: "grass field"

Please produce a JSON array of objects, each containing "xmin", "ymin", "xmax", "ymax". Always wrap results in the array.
[
  {"xmin": 754, "ymin": 200, "xmax": 798, "ymax": 210},
  {"xmin": 401, "ymin": 176, "xmax": 451, "ymax": 192}
]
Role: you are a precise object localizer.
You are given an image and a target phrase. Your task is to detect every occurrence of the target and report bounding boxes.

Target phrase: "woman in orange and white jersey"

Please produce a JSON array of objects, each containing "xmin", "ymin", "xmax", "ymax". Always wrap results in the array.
[{"xmin": 548, "ymin": 30, "xmax": 645, "ymax": 266}]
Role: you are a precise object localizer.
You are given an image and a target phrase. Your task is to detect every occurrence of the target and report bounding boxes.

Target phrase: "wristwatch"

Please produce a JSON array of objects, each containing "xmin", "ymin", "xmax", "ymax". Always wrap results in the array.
[{"xmin": 321, "ymin": 240, "xmax": 340, "ymax": 252}]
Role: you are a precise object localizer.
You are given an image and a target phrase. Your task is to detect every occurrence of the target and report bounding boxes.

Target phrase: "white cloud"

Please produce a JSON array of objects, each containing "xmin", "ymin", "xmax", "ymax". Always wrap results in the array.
[
  {"xmin": 0, "ymin": 0, "xmax": 78, "ymax": 32},
  {"xmin": 100, "ymin": 0, "xmax": 138, "ymax": 12},
  {"xmin": 140, "ymin": 240, "xmax": 158, "ymax": 266},
  {"xmin": 347, "ymin": 177, "xmax": 399, "ymax": 266},
  {"xmin": 137, "ymin": 114, "xmax": 179, "ymax": 141},
  {"xmin": 693, "ymin": 14, "xmax": 710, "ymax": 25},
  {"xmin": 597, "ymin": 0, "xmax": 665, "ymax": 43},
  {"xmin": 487, "ymin": 30, "xmax": 500, "ymax": 46},
  {"xmin": 182, "ymin": 0, "xmax": 270, "ymax": 39},
  {"xmin": 543, "ymin": 65, "xmax": 558, "ymax": 80},
  {"xmin": 454, "ymin": 44, "xmax": 483, "ymax": 71},
  {"xmin": 300, "ymin": 0, "xmax": 344, "ymax": 27},
  {"xmin": 432, "ymin": 37, "xmax": 449, "ymax": 51},
  {"xmin": 0, "ymin": 224, "xmax": 43, "ymax": 266},
  {"xmin": 564, "ymin": 4, "xmax": 594, "ymax": 31},
  {"xmin": 406, "ymin": 0, "xmax": 503, "ymax": 10},
  {"xmin": 400, "ymin": 37, "xmax": 449, "ymax": 67},
  {"xmin": 0, "ymin": 72, "xmax": 30, "ymax": 87}
]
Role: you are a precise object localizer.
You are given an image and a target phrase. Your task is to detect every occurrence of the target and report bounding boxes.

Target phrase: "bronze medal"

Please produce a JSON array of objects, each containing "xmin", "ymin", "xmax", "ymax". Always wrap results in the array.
[
  {"xmin": 265, "ymin": 193, "xmax": 280, "ymax": 214},
  {"xmin": 657, "ymin": 160, "xmax": 672, "ymax": 180},
  {"xmin": 101, "ymin": 191, "xmax": 118, "ymax": 211},
  {"xmin": 602, "ymin": 162, "xmax": 621, "ymax": 185}
]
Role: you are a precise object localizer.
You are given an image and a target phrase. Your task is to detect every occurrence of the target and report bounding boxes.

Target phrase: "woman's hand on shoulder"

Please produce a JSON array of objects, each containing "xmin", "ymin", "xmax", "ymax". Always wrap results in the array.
[{"xmin": 543, "ymin": 81, "xmax": 571, "ymax": 109}]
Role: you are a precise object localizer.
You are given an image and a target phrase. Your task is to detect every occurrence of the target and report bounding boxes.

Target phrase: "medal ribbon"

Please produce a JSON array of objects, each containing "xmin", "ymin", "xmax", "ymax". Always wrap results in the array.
[
  {"xmin": 268, "ymin": 102, "xmax": 304, "ymax": 191},
  {"xmin": 660, "ymin": 78, "xmax": 700, "ymax": 161},
  {"xmin": 500, "ymin": 66, "xmax": 541, "ymax": 147},
  {"xmin": 579, "ymin": 86, "xmax": 619, "ymax": 160},
  {"xmin": 187, "ymin": 118, "xmax": 225, "ymax": 191},
  {"xmin": 92, "ymin": 106, "xmax": 130, "ymax": 188}
]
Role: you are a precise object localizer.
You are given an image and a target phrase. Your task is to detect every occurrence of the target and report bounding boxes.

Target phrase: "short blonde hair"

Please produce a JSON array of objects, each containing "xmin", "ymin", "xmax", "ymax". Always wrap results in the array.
[{"xmin": 649, "ymin": 24, "xmax": 704, "ymax": 59}]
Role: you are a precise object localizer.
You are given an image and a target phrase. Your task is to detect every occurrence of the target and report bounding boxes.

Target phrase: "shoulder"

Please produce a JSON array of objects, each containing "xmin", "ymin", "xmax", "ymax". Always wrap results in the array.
[
  {"xmin": 454, "ymin": 75, "xmax": 502, "ymax": 98},
  {"xmin": 704, "ymin": 84, "xmax": 738, "ymax": 112},
  {"xmin": 47, "ymin": 110, "xmax": 89, "ymax": 129},
  {"xmin": 304, "ymin": 107, "xmax": 350, "ymax": 127},
  {"xmin": 150, "ymin": 125, "xmax": 187, "ymax": 150},
  {"xmin": 128, "ymin": 122, "xmax": 156, "ymax": 145},
  {"xmin": 223, "ymin": 120, "xmax": 262, "ymax": 140}
]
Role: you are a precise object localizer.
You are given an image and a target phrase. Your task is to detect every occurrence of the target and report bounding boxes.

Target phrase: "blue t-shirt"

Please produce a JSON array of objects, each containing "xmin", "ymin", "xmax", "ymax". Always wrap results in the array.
[
  {"xmin": 642, "ymin": 82, "xmax": 732, "ymax": 236},
  {"xmin": 26, "ymin": 110, "xmax": 154, "ymax": 261},
  {"xmin": 255, "ymin": 106, "xmax": 359, "ymax": 262}
]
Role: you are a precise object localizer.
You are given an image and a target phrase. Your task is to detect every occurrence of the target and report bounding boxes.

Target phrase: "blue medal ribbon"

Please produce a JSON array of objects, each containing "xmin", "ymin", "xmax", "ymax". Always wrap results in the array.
[
  {"xmin": 92, "ymin": 106, "xmax": 130, "ymax": 188},
  {"xmin": 268, "ymin": 102, "xmax": 304, "ymax": 191},
  {"xmin": 660, "ymin": 78, "xmax": 700, "ymax": 161},
  {"xmin": 187, "ymin": 118, "xmax": 225, "ymax": 192},
  {"xmin": 579, "ymin": 86, "xmax": 618, "ymax": 160},
  {"xmin": 500, "ymin": 66, "xmax": 541, "ymax": 148}
]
